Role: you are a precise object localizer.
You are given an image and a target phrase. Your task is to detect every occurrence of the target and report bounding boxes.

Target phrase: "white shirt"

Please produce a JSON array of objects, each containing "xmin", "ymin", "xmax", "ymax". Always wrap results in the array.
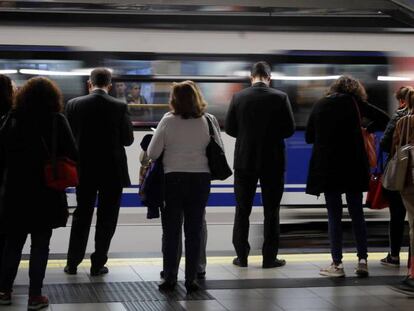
[{"xmin": 147, "ymin": 112, "xmax": 223, "ymax": 173}]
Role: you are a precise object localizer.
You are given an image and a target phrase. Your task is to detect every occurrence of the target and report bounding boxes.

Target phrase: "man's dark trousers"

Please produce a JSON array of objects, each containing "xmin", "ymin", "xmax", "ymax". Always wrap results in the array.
[
  {"xmin": 66, "ymin": 183, "xmax": 123, "ymax": 269},
  {"xmin": 232, "ymin": 170, "xmax": 284, "ymax": 264}
]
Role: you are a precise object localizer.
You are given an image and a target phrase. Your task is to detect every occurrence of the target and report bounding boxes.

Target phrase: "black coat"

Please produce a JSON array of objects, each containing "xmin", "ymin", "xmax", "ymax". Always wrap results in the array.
[
  {"xmin": 305, "ymin": 93, "xmax": 389, "ymax": 196},
  {"xmin": 0, "ymin": 112, "xmax": 78, "ymax": 233},
  {"xmin": 225, "ymin": 82, "xmax": 295, "ymax": 174},
  {"xmin": 65, "ymin": 89, "xmax": 134, "ymax": 187}
]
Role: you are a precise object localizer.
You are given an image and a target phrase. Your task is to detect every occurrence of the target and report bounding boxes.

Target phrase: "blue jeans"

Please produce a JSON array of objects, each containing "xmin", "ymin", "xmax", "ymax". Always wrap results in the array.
[{"xmin": 324, "ymin": 192, "xmax": 368, "ymax": 264}]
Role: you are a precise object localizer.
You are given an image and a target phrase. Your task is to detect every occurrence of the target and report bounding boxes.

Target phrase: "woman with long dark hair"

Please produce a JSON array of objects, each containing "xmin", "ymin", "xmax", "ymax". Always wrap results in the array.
[
  {"xmin": 0, "ymin": 74, "xmax": 15, "ymax": 290},
  {"xmin": 0, "ymin": 77, "xmax": 77, "ymax": 310},
  {"xmin": 380, "ymin": 86, "xmax": 412, "ymax": 267},
  {"xmin": 306, "ymin": 76, "xmax": 388, "ymax": 278},
  {"xmin": 391, "ymin": 88, "xmax": 414, "ymax": 294}
]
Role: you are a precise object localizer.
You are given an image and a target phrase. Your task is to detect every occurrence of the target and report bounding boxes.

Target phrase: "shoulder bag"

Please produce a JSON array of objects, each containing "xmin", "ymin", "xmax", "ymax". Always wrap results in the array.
[
  {"xmin": 205, "ymin": 115, "xmax": 232, "ymax": 181},
  {"xmin": 366, "ymin": 152, "xmax": 389, "ymax": 209},
  {"xmin": 383, "ymin": 116, "xmax": 413, "ymax": 191},
  {"xmin": 353, "ymin": 98, "xmax": 377, "ymax": 169}
]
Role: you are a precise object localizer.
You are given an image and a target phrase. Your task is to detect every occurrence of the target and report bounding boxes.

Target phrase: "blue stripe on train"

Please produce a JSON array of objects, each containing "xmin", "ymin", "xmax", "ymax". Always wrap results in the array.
[{"xmin": 119, "ymin": 188, "xmax": 305, "ymax": 208}]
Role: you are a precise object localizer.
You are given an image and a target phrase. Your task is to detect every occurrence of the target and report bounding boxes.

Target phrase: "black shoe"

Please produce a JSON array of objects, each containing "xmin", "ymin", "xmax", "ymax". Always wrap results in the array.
[
  {"xmin": 158, "ymin": 281, "xmax": 176, "ymax": 291},
  {"xmin": 232, "ymin": 257, "xmax": 248, "ymax": 267},
  {"xmin": 197, "ymin": 271, "xmax": 206, "ymax": 280},
  {"xmin": 185, "ymin": 280, "xmax": 200, "ymax": 294},
  {"xmin": 90, "ymin": 266, "xmax": 109, "ymax": 277},
  {"xmin": 63, "ymin": 265, "xmax": 77, "ymax": 275},
  {"xmin": 0, "ymin": 291, "xmax": 12, "ymax": 305},
  {"xmin": 160, "ymin": 270, "xmax": 165, "ymax": 279},
  {"xmin": 262, "ymin": 258, "xmax": 286, "ymax": 268},
  {"xmin": 391, "ymin": 277, "xmax": 414, "ymax": 296},
  {"xmin": 380, "ymin": 253, "xmax": 400, "ymax": 267}
]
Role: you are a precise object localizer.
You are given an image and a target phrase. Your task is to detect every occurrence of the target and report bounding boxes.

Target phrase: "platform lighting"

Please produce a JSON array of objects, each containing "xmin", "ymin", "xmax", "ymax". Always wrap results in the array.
[
  {"xmin": 377, "ymin": 76, "xmax": 412, "ymax": 81},
  {"xmin": 19, "ymin": 68, "xmax": 114, "ymax": 76},
  {"xmin": 0, "ymin": 70, "xmax": 18, "ymax": 74},
  {"xmin": 19, "ymin": 69, "xmax": 90, "ymax": 76},
  {"xmin": 233, "ymin": 71, "xmax": 340, "ymax": 81},
  {"xmin": 271, "ymin": 75, "xmax": 340, "ymax": 81}
]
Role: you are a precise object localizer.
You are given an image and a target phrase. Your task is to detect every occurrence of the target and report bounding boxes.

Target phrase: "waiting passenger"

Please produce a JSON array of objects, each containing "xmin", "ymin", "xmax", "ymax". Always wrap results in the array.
[
  {"xmin": 225, "ymin": 61, "xmax": 295, "ymax": 268},
  {"xmin": 391, "ymin": 88, "xmax": 414, "ymax": 294},
  {"xmin": 115, "ymin": 82, "xmax": 128, "ymax": 103},
  {"xmin": 0, "ymin": 75, "xmax": 15, "ymax": 286},
  {"xmin": 0, "ymin": 77, "xmax": 77, "ymax": 309},
  {"xmin": 128, "ymin": 83, "xmax": 147, "ymax": 105},
  {"xmin": 306, "ymin": 75, "xmax": 389, "ymax": 278},
  {"xmin": 64, "ymin": 68, "xmax": 134, "ymax": 277},
  {"xmin": 380, "ymin": 86, "xmax": 412, "ymax": 267},
  {"xmin": 148, "ymin": 80, "xmax": 222, "ymax": 293},
  {"xmin": 139, "ymin": 135, "xmax": 208, "ymax": 280}
]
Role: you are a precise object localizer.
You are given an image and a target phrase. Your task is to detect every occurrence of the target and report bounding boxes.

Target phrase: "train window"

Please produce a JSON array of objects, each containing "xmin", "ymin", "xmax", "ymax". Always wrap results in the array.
[
  {"xmin": 109, "ymin": 59, "xmax": 249, "ymax": 76},
  {"xmin": 272, "ymin": 63, "xmax": 390, "ymax": 127},
  {"xmin": 0, "ymin": 59, "xmax": 86, "ymax": 101},
  {"xmin": 110, "ymin": 81, "xmax": 247, "ymax": 127}
]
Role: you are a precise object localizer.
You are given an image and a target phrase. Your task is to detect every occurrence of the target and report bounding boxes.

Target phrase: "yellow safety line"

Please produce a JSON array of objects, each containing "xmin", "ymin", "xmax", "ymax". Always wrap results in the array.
[{"xmin": 17, "ymin": 252, "xmax": 409, "ymax": 269}]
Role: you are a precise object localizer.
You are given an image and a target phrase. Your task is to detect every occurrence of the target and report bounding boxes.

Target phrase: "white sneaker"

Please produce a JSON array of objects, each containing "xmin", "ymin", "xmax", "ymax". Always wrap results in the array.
[
  {"xmin": 320, "ymin": 263, "xmax": 345, "ymax": 277},
  {"xmin": 355, "ymin": 259, "xmax": 369, "ymax": 277}
]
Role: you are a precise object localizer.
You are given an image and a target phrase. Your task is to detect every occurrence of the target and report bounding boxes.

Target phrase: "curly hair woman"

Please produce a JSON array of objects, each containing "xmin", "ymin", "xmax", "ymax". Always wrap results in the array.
[
  {"xmin": 0, "ymin": 77, "xmax": 78, "ymax": 310},
  {"xmin": 306, "ymin": 75, "xmax": 389, "ymax": 278}
]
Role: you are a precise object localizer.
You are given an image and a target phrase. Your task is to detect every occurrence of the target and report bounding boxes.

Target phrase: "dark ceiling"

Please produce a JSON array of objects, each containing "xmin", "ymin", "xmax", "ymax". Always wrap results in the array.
[{"xmin": 0, "ymin": 0, "xmax": 414, "ymax": 32}]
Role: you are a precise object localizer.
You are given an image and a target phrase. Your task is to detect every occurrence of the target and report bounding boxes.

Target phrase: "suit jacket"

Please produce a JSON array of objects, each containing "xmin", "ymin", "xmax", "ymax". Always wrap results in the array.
[
  {"xmin": 225, "ymin": 82, "xmax": 295, "ymax": 174},
  {"xmin": 65, "ymin": 89, "xmax": 134, "ymax": 188}
]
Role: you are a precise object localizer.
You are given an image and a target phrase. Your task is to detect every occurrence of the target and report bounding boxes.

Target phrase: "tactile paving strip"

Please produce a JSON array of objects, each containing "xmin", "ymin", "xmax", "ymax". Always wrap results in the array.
[
  {"xmin": 14, "ymin": 281, "xmax": 213, "ymax": 304},
  {"xmin": 122, "ymin": 301, "xmax": 185, "ymax": 311}
]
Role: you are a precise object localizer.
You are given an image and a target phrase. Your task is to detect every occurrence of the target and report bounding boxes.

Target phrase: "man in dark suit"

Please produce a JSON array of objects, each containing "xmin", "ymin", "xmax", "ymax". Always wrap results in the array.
[
  {"xmin": 225, "ymin": 61, "xmax": 295, "ymax": 268},
  {"xmin": 64, "ymin": 68, "xmax": 134, "ymax": 276}
]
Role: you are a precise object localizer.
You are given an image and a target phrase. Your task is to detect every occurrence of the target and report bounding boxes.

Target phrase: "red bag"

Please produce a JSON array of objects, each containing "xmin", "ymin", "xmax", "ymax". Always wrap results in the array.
[
  {"xmin": 42, "ymin": 114, "xmax": 78, "ymax": 191},
  {"xmin": 44, "ymin": 157, "xmax": 79, "ymax": 191},
  {"xmin": 366, "ymin": 173, "xmax": 388, "ymax": 209}
]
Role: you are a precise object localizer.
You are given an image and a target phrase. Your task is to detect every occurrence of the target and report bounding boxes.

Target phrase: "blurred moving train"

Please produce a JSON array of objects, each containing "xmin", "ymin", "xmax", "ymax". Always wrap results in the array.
[{"xmin": 1, "ymin": 27, "xmax": 414, "ymax": 254}]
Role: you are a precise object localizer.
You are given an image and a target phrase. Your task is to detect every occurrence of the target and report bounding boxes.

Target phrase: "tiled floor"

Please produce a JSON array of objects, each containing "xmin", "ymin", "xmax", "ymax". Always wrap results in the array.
[{"xmin": 2, "ymin": 253, "xmax": 413, "ymax": 310}]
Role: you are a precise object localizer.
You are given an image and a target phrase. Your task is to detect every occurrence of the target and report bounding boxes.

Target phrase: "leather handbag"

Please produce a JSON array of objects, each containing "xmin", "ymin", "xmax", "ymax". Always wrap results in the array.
[
  {"xmin": 366, "ymin": 153, "xmax": 388, "ymax": 209},
  {"xmin": 383, "ymin": 116, "xmax": 412, "ymax": 191},
  {"xmin": 43, "ymin": 114, "xmax": 79, "ymax": 191},
  {"xmin": 353, "ymin": 98, "xmax": 377, "ymax": 168},
  {"xmin": 205, "ymin": 115, "xmax": 232, "ymax": 181}
]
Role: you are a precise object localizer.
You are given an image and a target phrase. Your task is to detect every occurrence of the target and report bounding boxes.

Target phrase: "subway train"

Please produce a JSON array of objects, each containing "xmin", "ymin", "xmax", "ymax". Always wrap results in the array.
[{"xmin": 1, "ymin": 27, "xmax": 414, "ymax": 254}]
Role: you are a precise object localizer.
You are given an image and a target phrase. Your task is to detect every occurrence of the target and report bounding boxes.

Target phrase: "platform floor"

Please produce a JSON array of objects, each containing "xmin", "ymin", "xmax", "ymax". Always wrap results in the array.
[{"xmin": 2, "ymin": 252, "xmax": 413, "ymax": 310}]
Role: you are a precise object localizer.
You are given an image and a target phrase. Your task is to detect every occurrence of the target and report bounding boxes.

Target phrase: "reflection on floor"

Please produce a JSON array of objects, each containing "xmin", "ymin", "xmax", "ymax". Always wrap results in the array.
[{"xmin": 2, "ymin": 252, "xmax": 413, "ymax": 310}]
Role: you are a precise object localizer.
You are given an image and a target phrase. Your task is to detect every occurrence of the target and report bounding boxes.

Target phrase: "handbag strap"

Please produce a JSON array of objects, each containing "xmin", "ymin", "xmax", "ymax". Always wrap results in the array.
[
  {"xmin": 352, "ymin": 97, "xmax": 363, "ymax": 127},
  {"xmin": 204, "ymin": 114, "xmax": 214, "ymax": 137}
]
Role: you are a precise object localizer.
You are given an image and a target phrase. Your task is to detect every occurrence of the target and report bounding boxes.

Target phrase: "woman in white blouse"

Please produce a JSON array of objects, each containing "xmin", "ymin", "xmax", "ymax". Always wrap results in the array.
[{"xmin": 148, "ymin": 80, "xmax": 222, "ymax": 293}]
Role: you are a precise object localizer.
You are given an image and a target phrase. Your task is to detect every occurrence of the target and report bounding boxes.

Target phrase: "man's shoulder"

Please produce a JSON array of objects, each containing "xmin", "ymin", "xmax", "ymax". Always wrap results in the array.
[
  {"xmin": 69, "ymin": 93, "xmax": 127, "ymax": 109},
  {"xmin": 236, "ymin": 86, "xmax": 287, "ymax": 99},
  {"xmin": 68, "ymin": 94, "xmax": 91, "ymax": 105}
]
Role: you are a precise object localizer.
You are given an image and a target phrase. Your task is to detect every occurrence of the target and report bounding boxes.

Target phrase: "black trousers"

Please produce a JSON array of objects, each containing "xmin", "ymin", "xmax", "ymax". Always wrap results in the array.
[
  {"xmin": 66, "ymin": 184, "xmax": 123, "ymax": 269},
  {"xmin": 162, "ymin": 172, "xmax": 210, "ymax": 282},
  {"xmin": 0, "ymin": 230, "xmax": 52, "ymax": 296},
  {"xmin": 233, "ymin": 170, "xmax": 284, "ymax": 264},
  {"xmin": 0, "ymin": 234, "xmax": 5, "ymax": 278},
  {"xmin": 161, "ymin": 210, "xmax": 207, "ymax": 275},
  {"xmin": 383, "ymin": 189, "xmax": 407, "ymax": 257}
]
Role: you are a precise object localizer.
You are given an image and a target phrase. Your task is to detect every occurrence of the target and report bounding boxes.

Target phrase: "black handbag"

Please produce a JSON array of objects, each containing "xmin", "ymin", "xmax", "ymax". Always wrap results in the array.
[{"xmin": 205, "ymin": 115, "xmax": 232, "ymax": 180}]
